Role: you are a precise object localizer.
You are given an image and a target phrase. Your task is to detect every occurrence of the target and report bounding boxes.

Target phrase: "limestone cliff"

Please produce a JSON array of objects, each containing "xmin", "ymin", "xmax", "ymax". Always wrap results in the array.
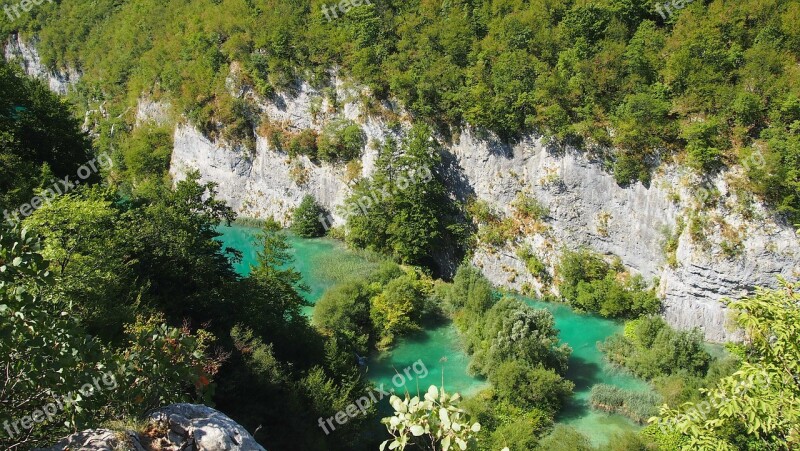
[
  {"xmin": 169, "ymin": 80, "xmax": 799, "ymax": 343},
  {"xmin": 5, "ymin": 36, "xmax": 798, "ymax": 343},
  {"xmin": 3, "ymin": 34, "xmax": 79, "ymax": 95}
]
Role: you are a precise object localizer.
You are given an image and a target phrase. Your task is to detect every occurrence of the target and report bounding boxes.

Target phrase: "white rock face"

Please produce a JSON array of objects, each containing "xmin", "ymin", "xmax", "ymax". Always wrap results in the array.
[
  {"xmin": 449, "ymin": 131, "xmax": 799, "ymax": 342},
  {"xmin": 6, "ymin": 34, "xmax": 796, "ymax": 342},
  {"xmin": 171, "ymin": 76, "xmax": 396, "ymax": 226},
  {"xmin": 3, "ymin": 34, "xmax": 79, "ymax": 95},
  {"xmin": 171, "ymin": 81, "xmax": 800, "ymax": 342},
  {"xmin": 38, "ymin": 404, "xmax": 266, "ymax": 451}
]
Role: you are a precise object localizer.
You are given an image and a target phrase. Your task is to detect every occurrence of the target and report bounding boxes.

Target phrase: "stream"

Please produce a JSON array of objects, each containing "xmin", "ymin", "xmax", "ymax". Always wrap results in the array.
[{"xmin": 217, "ymin": 225, "xmax": 649, "ymax": 447}]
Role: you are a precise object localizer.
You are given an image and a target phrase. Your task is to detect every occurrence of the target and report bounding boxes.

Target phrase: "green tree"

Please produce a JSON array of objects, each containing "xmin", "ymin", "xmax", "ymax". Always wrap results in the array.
[
  {"xmin": 291, "ymin": 195, "xmax": 327, "ymax": 238},
  {"xmin": 317, "ymin": 119, "xmax": 365, "ymax": 163},
  {"xmin": 655, "ymin": 280, "xmax": 800, "ymax": 449},
  {"xmin": 490, "ymin": 361, "xmax": 574, "ymax": 414}
]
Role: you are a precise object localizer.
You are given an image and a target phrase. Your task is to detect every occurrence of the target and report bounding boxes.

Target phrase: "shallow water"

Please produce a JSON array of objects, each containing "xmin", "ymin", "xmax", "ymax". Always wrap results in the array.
[{"xmin": 218, "ymin": 225, "xmax": 647, "ymax": 446}]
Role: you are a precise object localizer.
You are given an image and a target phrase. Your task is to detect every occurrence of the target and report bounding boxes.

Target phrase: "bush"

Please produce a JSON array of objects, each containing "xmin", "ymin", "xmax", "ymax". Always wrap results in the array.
[
  {"xmin": 288, "ymin": 129, "xmax": 318, "ymax": 159},
  {"xmin": 291, "ymin": 195, "xmax": 326, "ymax": 237},
  {"xmin": 317, "ymin": 119, "xmax": 365, "ymax": 163},
  {"xmin": 600, "ymin": 316, "xmax": 712, "ymax": 380},
  {"xmin": 490, "ymin": 361, "xmax": 574, "ymax": 414},
  {"xmin": 558, "ymin": 248, "xmax": 660, "ymax": 318},
  {"xmin": 513, "ymin": 193, "xmax": 549, "ymax": 221}
]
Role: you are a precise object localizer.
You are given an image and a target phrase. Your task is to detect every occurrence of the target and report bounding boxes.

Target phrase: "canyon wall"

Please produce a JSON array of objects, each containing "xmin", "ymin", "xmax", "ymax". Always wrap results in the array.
[{"xmin": 6, "ymin": 38, "xmax": 799, "ymax": 343}]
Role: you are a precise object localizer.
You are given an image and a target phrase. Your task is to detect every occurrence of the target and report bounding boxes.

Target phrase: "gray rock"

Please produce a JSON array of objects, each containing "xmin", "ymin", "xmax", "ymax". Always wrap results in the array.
[
  {"xmin": 38, "ymin": 404, "xmax": 266, "ymax": 451},
  {"xmin": 3, "ymin": 34, "xmax": 79, "ymax": 95}
]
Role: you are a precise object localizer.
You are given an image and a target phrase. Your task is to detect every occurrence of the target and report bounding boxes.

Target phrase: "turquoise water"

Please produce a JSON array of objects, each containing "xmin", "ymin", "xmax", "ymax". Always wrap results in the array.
[
  {"xmin": 522, "ymin": 297, "xmax": 649, "ymax": 445},
  {"xmin": 217, "ymin": 225, "xmax": 647, "ymax": 446}
]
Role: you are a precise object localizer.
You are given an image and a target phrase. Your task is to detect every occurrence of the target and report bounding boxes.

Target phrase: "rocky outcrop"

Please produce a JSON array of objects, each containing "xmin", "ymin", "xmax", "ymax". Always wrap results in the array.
[
  {"xmin": 6, "ymin": 35, "xmax": 797, "ymax": 342},
  {"xmin": 170, "ymin": 79, "xmax": 799, "ymax": 342},
  {"xmin": 38, "ymin": 404, "xmax": 266, "ymax": 451},
  {"xmin": 170, "ymin": 76, "xmax": 397, "ymax": 225},
  {"xmin": 3, "ymin": 34, "xmax": 79, "ymax": 95}
]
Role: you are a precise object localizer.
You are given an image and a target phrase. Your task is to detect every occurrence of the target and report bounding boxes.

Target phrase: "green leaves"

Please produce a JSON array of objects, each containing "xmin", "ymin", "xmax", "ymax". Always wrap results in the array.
[
  {"xmin": 381, "ymin": 385, "xmax": 481, "ymax": 451},
  {"xmin": 654, "ymin": 281, "xmax": 800, "ymax": 449}
]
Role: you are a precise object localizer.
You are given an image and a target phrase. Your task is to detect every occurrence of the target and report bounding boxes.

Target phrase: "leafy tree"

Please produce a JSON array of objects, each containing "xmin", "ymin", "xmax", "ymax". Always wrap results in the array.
[
  {"xmin": 0, "ymin": 226, "xmax": 216, "ymax": 450},
  {"xmin": 0, "ymin": 61, "xmax": 93, "ymax": 212},
  {"xmin": 313, "ymin": 279, "xmax": 372, "ymax": 353},
  {"xmin": 291, "ymin": 195, "xmax": 327, "ymax": 238},
  {"xmin": 601, "ymin": 316, "xmax": 712, "ymax": 380},
  {"xmin": 536, "ymin": 425, "xmax": 594, "ymax": 451},
  {"xmin": 369, "ymin": 271, "xmax": 430, "ymax": 349},
  {"xmin": 489, "ymin": 361, "xmax": 574, "ymax": 414},
  {"xmin": 344, "ymin": 124, "xmax": 467, "ymax": 269},
  {"xmin": 317, "ymin": 119, "xmax": 365, "ymax": 163},
  {"xmin": 469, "ymin": 297, "xmax": 571, "ymax": 376},
  {"xmin": 655, "ymin": 280, "xmax": 800, "ymax": 449}
]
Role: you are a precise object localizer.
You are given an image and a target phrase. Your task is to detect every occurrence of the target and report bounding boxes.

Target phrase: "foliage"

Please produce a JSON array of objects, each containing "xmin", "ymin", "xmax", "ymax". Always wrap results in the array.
[
  {"xmin": 0, "ymin": 61, "xmax": 93, "ymax": 212},
  {"xmin": 370, "ymin": 271, "xmax": 430, "ymax": 348},
  {"xmin": 461, "ymin": 391, "xmax": 553, "ymax": 451},
  {"xmin": 600, "ymin": 316, "xmax": 712, "ymax": 380},
  {"xmin": 380, "ymin": 386, "xmax": 481, "ymax": 451},
  {"xmin": 119, "ymin": 125, "xmax": 173, "ymax": 196},
  {"xmin": 0, "ymin": 226, "xmax": 215, "ymax": 450},
  {"xmin": 314, "ymin": 263, "xmax": 434, "ymax": 351},
  {"xmin": 343, "ymin": 124, "xmax": 468, "ymax": 270},
  {"xmin": 317, "ymin": 119, "xmax": 365, "ymax": 163},
  {"xmin": 489, "ymin": 361, "xmax": 574, "ymax": 415},
  {"xmin": 467, "ymin": 296, "xmax": 571, "ymax": 377},
  {"xmin": 7, "ymin": 0, "xmax": 800, "ymax": 220},
  {"xmin": 291, "ymin": 195, "xmax": 327, "ymax": 238},
  {"xmin": 535, "ymin": 425, "xmax": 594, "ymax": 451},
  {"xmin": 557, "ymin": 248, "xmax": 660, "ymax": 318},
  {"xmin": 512, "ymin": 193, "xmax": 549, "ymax": 221},
  {"xmin": 655, "ymin": 280, "xmax": 800, "ymax": 449}
]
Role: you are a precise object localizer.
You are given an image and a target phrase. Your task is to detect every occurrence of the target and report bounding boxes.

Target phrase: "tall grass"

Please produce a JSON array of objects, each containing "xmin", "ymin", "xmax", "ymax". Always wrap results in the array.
[
  {"xmin": 310, "ymin": 248, "xmax": 388, "ymax": 284},
  {"xmin": 589, "ymin": 384, "xmax": 662, "ymax": 424}
]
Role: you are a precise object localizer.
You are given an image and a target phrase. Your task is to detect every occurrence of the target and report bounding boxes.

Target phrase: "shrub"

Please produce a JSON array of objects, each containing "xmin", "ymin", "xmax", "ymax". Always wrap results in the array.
[
  {"xmin": 317, "ymin": 119, "xmax": 365, "ymax": 163},
  {"xmin": 490, "ymin": 361, "xmax": 574, "ymax": 414},
  {"xmin": 291, "ymin": 195, "xmax": 326, "ymax": 237},
  {"xmin": 600, "ymin": 316, "xmax": 712, "ymax": 380},
  {"xmin": 558, "ymin": 248, "xmax": 660, "ymax": 318},
  {"xmin": 513, "ymin": 193, "xmax": 549, "ymax": 221}
]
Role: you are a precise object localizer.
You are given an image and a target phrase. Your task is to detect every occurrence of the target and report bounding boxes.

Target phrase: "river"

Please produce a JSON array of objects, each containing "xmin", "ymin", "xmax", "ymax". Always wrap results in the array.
[{"xmin": 217, "ymin": 225, "xmax": 649, "ymax": 447}]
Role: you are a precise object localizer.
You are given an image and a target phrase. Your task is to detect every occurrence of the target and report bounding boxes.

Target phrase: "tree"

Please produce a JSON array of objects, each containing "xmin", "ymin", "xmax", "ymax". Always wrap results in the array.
[
  {"xmin": 0, "ymin": 226, "xmax": 216, "ymax": 450},
  {"xmin": 490, "ymin": 361, "xmax": 574, "ymax": 414},
  {"xmin": 291, "ymin": 195, "xmax": 327, "ymax": 238},
  {"xmin": 655, "ymin": 280, "xmax": 800, "ymax": 449},
  {"xmin": 370, "ymin": 271, "xmax": 429, "ymax": 348},
  {"xmin": 313, "ymin": 279, "xmax": 372, "ymax": 353},
  {"xmin": 317, "ymin": 119, "xmax": 365, "ymax": 163},
  {"xmin": 344, "ymin": 124, "xmax": 466, "ymax": 269},
  {"xmin": 536, "ymin": 425, "xmax": 594, "ymax": 451},
  {"xmin": 470, "ymin": 297, "xmax": 571, "ymax": 376}
]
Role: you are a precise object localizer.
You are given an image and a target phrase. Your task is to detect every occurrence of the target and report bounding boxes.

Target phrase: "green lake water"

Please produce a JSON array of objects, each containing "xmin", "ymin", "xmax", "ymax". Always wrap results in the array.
[{"xmin": 217, "ymin": 225, "xmax": 648, "ymax": 446}]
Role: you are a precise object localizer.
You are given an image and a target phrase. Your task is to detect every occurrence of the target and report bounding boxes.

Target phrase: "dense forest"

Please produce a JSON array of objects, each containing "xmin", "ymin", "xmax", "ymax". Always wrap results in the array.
[{"xmin": 1, "ymin": 0, "xmax": 799, "ymax": 450}]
